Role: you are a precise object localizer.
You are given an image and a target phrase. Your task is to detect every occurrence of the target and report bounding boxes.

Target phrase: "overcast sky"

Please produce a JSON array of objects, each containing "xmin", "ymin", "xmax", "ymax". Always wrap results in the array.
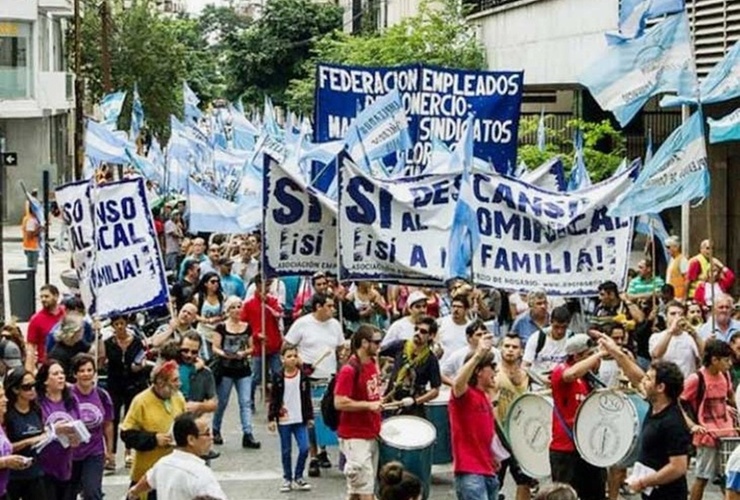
[{"xmin": 185, "ymin": 0, "xmax": 225, "ymax": 14}]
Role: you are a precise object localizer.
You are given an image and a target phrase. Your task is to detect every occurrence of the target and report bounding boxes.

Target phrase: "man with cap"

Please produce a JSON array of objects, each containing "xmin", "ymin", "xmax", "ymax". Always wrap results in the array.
[
  {"xmin": 217, "ymin": 256, "xmax": 245, "ymax": 299},
  {"xmin": 380, "ymin": 290, "xmax": 429, "ymax": 349},
  {"xmin": 549, "ymin": 333, "xmax": 607, "ymax": 500}
]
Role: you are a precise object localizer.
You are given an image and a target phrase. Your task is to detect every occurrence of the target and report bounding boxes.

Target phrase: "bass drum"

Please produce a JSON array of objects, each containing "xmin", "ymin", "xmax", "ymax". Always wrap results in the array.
[{"xmin": 505, "ymin": 393, "xmax": 553, "ymax": 478}]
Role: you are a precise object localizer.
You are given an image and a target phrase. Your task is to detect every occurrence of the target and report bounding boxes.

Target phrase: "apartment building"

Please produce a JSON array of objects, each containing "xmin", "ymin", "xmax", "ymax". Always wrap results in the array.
[{"xmin": 0, "ymin": 0, "xmax": 73, "ymax": 222}]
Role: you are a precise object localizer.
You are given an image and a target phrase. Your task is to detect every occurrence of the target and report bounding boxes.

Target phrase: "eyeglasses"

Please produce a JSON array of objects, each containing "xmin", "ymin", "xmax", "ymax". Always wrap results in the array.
[
  {"xmin": 180, "ymin": 348, "xmax": 199, "ymax": 355},
  {"xmin": 19, "ymin": 383, "xmax": 35, "ymax": 391},
  {"xmin": 199, "ymin": 430, "xmax": 213, "ymax": 437}
]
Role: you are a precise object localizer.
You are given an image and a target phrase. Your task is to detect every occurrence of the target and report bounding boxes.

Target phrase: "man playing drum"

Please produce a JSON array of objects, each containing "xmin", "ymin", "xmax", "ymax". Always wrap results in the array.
[
  {"xmin": 549, "ymin": 333, "xmax": 606, "ymax": 500},
  {"xmin": 495, "ymin": 333, "xmax": 534, "ymax": 500},
  {"xmin": 450, "ymin": 333, "xmax": 499, "ymax": 500},
  {"xmin": 596, "ymin": 335, "xmax": 691, "ymax": 500}
]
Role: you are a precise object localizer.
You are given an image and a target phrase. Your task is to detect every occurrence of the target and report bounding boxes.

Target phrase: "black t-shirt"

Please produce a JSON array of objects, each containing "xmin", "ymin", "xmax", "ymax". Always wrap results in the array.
[
  {"xmin": 171, "ymin": 278, "xmax": 197, "ymax": 312},
  {"xmin": 380, "ymin": 340, "xmax": 441, "ymax": 400},
  {"xmin": 638, "ymin": 401, "xmax": 690, "ymax": 499},
  {"xmin": 49, "ymin": 340, "xmax": 90, "ymax": 378},
  {"xmin": 5, "ymin": 406, "xmax": 44, "ymax": 480}
]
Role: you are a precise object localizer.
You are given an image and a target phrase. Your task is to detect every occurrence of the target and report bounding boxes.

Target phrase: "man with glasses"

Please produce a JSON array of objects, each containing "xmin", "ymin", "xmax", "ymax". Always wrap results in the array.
[
  {"xmin": 121, "ymin": 360, "xmax": 186, "ymax": 499},
  {"xmin": 442, "ymin": 320, "xmax": 501, "ymax": 386},
  {"xmin": 285, "ymin": 292, "xmax": 345, "ymax": 476},
  {"xmin": 380, "ymin": 316, "xmax": 442, "ymax": 417},
  {"xmin": 380, "ymin": 290, "xmax": 429, "ymax": 349},
  {"xmin": 126, "ymin": 412, "xmax": 227, "ymax": 500}
]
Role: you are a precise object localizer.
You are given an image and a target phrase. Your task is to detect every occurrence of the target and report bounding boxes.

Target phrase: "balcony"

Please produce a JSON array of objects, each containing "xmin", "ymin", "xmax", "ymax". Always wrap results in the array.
[
  {"xmin": 38, "ymin": 0, "xmax": 74, "ymax": 16},
  {"xmin": 463, "ymin": 0, "xmax": 529, "ymax": 15},
  {"xmin": 37, "ymin": 71, "xmax": 74, "ymax": 111}
]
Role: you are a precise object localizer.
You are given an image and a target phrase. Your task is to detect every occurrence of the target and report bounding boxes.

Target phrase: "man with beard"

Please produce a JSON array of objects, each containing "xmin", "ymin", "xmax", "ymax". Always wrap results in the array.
[
  {"xmin": 436, "ymin": 295, "xmax": 472, "ymax": 365},
  {"xmin": 27, "ymin": 284, "xmax": 65, "ymax": 370},
  {"xmin": 598, "ymin": 337, "xmax": 691, "ymax": 500},
  {"xmin": 380, "ymin": 316, "xmax": 441, "ymax": 417}
]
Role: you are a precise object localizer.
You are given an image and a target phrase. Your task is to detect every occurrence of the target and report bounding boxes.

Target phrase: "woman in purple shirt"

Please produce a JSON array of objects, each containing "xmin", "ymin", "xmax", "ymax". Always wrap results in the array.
[
  {"xmin": 36, "ymin": 360, "xmax": 81, "ymax": 500},
  {"xmin": 70, "ymin": 354, "xmax": 113, "ymax": 500}
]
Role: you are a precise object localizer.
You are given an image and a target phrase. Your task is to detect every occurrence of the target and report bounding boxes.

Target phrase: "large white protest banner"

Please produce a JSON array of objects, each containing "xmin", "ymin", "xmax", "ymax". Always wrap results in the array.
[
  {"xmin": 264, "ymin": 155, "xmax": 338, "ymax": 276},
  {"xmin": 338, "ymin": 155, "xmax": 456, "ymax": 283},
  {"xmin": 55, "ymin": 178, "xmax": 169, "ymax": 316},
  {"xmin": 470, "ymin": 168, "xmax": 636, "ymax": 296}
]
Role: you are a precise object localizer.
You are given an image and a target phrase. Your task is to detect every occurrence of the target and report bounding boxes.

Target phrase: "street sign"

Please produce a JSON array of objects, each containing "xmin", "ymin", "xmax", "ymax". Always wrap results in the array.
[{"xmin": 1, "ymin": 152, "xmax": 17, "ymax": 166}]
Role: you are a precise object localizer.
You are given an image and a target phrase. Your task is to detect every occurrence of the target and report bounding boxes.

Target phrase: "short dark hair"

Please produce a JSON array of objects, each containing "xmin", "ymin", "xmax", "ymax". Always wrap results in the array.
[
  {"xmin": 184, "ymin": 259, "xmax": 200, "ymax": 274},
  {"xmin": 702, "ymin": 339, "xmax": 733, "ymax": 367},
  {"xmin": 416, "ymin": 315, "xmax": 438, "ymax": 336},
  {"xmin": 71, "ymin": 353, "xmax": 96, "ymax": 375},
  {"xmin": 62, "ymin": 296, "xmax": 85, "ymax": 312},
  {"xmin": 379, "ymin": 461, "xmax": 422, "ymax": 500},
  {"xmin": 173, "ymin": 412, "xmax": 201, "ymax": 447},
  {"xmin": 502, "ymin": 332, "xmax": 522, "ymax": 345},
  {"xmin": 598, "ymin": 281, "xmax": 618, "ymax": 295},
  {"xmin": 451, "ymin": 294, "xmax": 470, "ymax": 309},
  {"xmin": 180, "ymin": 331, "xmax": 202, "ymax": 347},
  {"xmin": 661, "ymin": 284, "xmax": 675, "ymax": 297},
  {"xmin": 665, "ymin": 300, "xmax": 687, "ymax": 315},
  {"xmin": 40, "ymin": 284, "xmax": 59, "ymax": 296},
  {"xmin": 650, "ymin": 360, "xmax": 684, "ymax": 400},
  {"xmin": 465, "ymin": 319, "xmax": 487, "ymax": 337},
  {"xmin": 601, "ymin": 321, "xmax": 625, "ymax": 337},
  {"xmin": 463, "ymin": 350, "xmax": 496, "ymax": 387},
  {"xmin": 281, "ymin": 343, "xmax": 298, "ymax": 356},
  {"xmin": 550, "ymin": 305, "xmax": 571, "ymax": 324},
  {"xmin": 311, "ymin": 292, "xmax": 332, "ymax": 311},
  {"xmin": 311, "ymin": 272, "xmax": 326, "ymax": 286},
  {"xmin": 351, "ymin": 324, "xmax": 378, "ymax": 351}
]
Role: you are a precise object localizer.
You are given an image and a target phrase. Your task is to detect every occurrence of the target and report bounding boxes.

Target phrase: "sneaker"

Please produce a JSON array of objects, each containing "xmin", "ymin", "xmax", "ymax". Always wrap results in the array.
[
  {"xmin": 213, "ymin": 432, "xmax": 224, "ymax": 445},
  {"xmin": 280, "ymin": 481, "xmax": 292, "ymax": 493},
  {"xmin": 308, "ymin": 459, "xmax": 320, "ymax": 477},
  {"xmin": 317, "ymin": 451, "xmax": 332, "ymax": 468},
  {"xmin": 293, "ymin": 478, "xmax": 312, "ymax": 491},
  {"xmin": 242, "ymin": 433, "xmax": 261, "ymax": 449}
]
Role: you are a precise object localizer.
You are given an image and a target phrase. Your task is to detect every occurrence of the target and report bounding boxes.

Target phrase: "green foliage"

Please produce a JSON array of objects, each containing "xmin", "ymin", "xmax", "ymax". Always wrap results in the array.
[
  {"xmin": 516, "ymin": 115, "xmax": 626, "ymax": 183},
  {"xmin": 223, "ymin": 0, "xmax": 344, "ymax": 108},
  {"xmin": 285, "ymin": 0, "xmax": 487, "ymax": 114}
]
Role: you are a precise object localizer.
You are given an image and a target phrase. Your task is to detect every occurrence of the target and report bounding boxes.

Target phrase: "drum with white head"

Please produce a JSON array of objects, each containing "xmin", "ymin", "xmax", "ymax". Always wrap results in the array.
[
  {"xmin": 379, "ymin": 416, "xmax": 437, "ymax": 500},
  {"xmin": 505, "ymin": 392, "xmax": 553, "ymax": 478}
]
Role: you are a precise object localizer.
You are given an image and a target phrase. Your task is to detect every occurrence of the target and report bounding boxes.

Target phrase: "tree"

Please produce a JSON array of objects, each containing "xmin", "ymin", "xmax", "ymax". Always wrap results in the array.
[
  {"xmin": 285, "ymin": 0, "xmax": 487, "ymax": 113},
  {"xmin": 223, "ymin": 0, "xmax": 344, "ymax": 107},
  {"xmin": 517, "ymin": 116, "xmax": 626, "ymax": 182}
]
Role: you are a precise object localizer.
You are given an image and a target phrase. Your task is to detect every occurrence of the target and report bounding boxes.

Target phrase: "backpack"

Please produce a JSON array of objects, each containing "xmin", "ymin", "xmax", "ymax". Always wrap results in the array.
[
  {"xmin": 534, "ymin": 327, "xmax": 573, "ymax": 358},
  {"xmin": 321, "ymin": 358, "xmax": 361, "ymax": 431},
  {"xmin": 682, "ymin": 369, "xmax": 732, "ymax": 425}
]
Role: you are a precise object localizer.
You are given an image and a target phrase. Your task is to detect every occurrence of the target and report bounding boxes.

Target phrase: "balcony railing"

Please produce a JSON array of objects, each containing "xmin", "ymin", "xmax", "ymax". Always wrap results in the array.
[{"xmin": 463, "ymin": 0, "xmax": 524, "ymax": 15}]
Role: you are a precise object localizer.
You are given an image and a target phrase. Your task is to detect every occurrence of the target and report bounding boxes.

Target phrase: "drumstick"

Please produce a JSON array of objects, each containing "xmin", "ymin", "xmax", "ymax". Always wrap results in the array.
[
  {"xmin": 311, "ymin": 348, "xmax": 335, "ymax": 371},
  {"xmin": 381, "ymin": 401, "xmax": 405, "ymax": 411}
]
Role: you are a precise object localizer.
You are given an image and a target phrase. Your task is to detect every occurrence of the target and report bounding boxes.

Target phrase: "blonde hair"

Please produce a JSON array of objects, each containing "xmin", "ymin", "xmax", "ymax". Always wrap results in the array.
[{"xmin": 224, "ymin": 295, "xmax": 242, "ymax": 312}]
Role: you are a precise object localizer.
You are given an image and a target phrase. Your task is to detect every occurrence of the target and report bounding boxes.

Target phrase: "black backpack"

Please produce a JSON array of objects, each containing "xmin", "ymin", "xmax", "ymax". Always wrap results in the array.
[{"xmin": 321, "ymin": 358, "xmax": 361, "ymax": 431}]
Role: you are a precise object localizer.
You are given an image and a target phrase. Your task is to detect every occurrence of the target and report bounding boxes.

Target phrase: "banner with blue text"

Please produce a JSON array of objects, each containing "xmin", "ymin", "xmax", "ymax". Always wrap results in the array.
[
  {"xmin": 338, "ymin": 155, "xmax": 457, "ymax": 283},
  {"xmin": 55, "ymin": 178, "xmax": 169, "ymax": 316},
  {"xmin": 315, "ymin": 63, "xmax": 524, "ymax": 175},
  {"xmin": 264, "ymin": 155, "xmax": 338, "ymax": 276},
  {"xmin": 470, "ymin": 169, "xmax": 636, "ymax": 296}
]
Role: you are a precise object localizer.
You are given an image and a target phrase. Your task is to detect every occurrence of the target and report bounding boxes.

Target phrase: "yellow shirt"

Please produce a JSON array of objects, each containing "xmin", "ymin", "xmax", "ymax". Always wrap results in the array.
[
  {"xmin": 120, "ymin": 387, "xmax": 186, "ymax": 482},
  {"xmin": 494, "ymin": 369, "xmax": 529, "ymax": 425}
]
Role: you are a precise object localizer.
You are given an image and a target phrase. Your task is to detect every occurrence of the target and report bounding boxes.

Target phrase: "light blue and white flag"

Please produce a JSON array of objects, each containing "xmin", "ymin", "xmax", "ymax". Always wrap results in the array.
[
  {"xmin": 183, "ymin": 82, "xmax": 203, "ymax": 124},
  {"xmin": 521, "ymin": 157, "xmax": 567, "ymax": 192},
  {"xmin": 608, "ymin": 0, "xmax": 685, "ymax": 43},
  {"xmin": 229, "ymin": 104, "xmax": 259, "ymax": 152},
  {"xmin": 708, "ymin": 108, "xmax": 740, "ymax": 144},
  {"xmin": 512, "ymin": 160, "xmax": 528, "ymax": 178},
  {"xmin": 580, "ymin": 12, "xmax": 698, "ymax": 126},
  {"xmin": 85, "ymin": 119, "xmax": 132, "ymax": 164},
  {"xmin": 127, "ymin": 149, "xmax": 163, "ymax": 185},
  {"xmin": 263, "ymin": 96, "xmax": 281, "ymax": 138},
  {"xmin": 568, "ymin": 131, "xmax": 592, "ymax": 191},
  {"xmin": 299, "ymin": 139, "xmax": 344, "ymax": 166},
  {"xmin": 130, "ymin": 84, "xmax": 145, "ymax": 141},
  {"xmin": 100, "ymin": 91, "xmax": 127, "ymax": 130},
  {"xmin": 661, "ymin": 40, "xmax": 740, "ymax": 107},
  {"xmin": 345, "ymin": 89, "xmax": 413, "ymax": 165},
  {"xmin": 537, "ymin": 108, "xmax": 546, "ymax": 152},
  {"xmin": 187, "ymin": 177, "xmax": 244, "ymax": 233},
  {"xmin": 635, "ymin": 213, "xmax": 671, "ymax": 262},
  {"xmin": 609, "ymin": 111, "xmax": 709, "ymax": 217}
]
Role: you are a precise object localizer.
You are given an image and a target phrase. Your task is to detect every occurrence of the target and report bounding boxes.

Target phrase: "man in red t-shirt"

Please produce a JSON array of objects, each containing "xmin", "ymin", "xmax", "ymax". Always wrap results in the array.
[
  {"xmin": 449, "ymin": 333, "xmax": 499, "ymax": 500},
  {"xmin": 26, "ymin": 284, "xmax": 65, "ymax": 371},
  {"xmin": 241, "ymin": 275, "xmax": 284, "ymax": 409},
  {"xmin": 334, "ymin": 325, "xmax": 382, "ymax": 500},
  {"xmin": 549, "ymin": 333, "xmax": 606, "ymax": 500}
]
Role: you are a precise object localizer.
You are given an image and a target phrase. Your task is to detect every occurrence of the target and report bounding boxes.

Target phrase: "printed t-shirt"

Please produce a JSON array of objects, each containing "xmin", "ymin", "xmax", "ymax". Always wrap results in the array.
[
  {"xmin": 335, "ymin": 357, "xmax": 381, "ymax": 440},
  {"xmin": 71, "ymin": 386, "xmax": 114, "ymax": 460}
]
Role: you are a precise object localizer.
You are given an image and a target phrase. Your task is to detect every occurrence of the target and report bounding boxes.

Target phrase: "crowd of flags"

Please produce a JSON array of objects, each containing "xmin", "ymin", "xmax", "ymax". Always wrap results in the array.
[{"xmin": 78, "ymin": 0, "xmax": 740, "ymax": 281}]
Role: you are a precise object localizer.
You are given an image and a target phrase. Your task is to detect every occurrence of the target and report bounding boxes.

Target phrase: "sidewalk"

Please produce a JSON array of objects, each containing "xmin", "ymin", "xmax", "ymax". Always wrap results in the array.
[{"xmin": 2, "ymin": 219, "xmax": 62, "ymax": 243}]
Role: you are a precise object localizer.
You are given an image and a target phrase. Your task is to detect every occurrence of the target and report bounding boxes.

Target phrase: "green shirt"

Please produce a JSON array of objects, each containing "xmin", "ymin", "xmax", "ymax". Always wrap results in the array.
[{"xmin": 627, "ymin": 276, "xmax": 665, "ymax": 296}]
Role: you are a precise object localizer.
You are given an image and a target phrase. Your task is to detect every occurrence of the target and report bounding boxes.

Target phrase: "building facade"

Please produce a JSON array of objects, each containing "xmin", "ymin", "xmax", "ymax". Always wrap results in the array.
[{"xmin": 0, "ymin": 0, "xmax": 73, "ymax": 223}]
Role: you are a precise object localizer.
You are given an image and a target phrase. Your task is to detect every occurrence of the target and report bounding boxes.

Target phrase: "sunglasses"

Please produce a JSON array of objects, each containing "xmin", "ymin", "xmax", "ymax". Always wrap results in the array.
[
  {"xmin": 180, "ymin": 348, "xmax": 199, "ymax": 355},
  {"xmin": 208, "ymin": 280, "xmax": 220, "ymax": 284},
  {"xmin": 19, "ymin": 383, "xmax": 35, "ymax": 391},
  {"xmin": 415, "ymin": 327, "xmax": 431, "ymax": 335}
]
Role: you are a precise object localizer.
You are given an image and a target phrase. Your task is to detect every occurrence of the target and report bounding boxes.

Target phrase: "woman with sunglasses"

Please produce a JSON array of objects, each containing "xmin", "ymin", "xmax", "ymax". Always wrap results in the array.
[
  {"xmin": 36, "ymin": 360, "xmax": 82, "ymax": 499},
  {"xmin": 4, "ymin": 369, "xmax": 47, "ymax": 499},
  {"xmin": 192, "ymin": 272, "xmax": 225, "ymax": 360},
  {"xmin": 0, "ymin": 379, "xmax": 35, "ymax": 500},
  {"xmin": 70, "ymin": 354, "xmax": 113, "ymax": 500},
  {"xmin": 211, "ymin": 296, "xmax": 259, "ymax": 449}
]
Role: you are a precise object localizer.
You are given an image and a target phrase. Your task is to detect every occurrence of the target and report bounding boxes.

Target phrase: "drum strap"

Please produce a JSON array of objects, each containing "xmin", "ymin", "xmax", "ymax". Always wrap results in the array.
[{"xmin": 552, "ymin": 403, "xmax": 574, "ymax": 441}]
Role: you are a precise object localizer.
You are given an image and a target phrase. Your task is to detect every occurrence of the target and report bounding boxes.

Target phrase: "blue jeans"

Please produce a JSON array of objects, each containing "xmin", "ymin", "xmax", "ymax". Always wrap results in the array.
[
  {"xmin": 278, "ymin": 423, "xmax": 309, "ymax": 481},
  {"xmin": 455, "ymin": 473, "xmax": 500, "ymax": 500},
  {"xmin": 24, "ymin": 250, "xmax": 39, "ymax": 270},
  {"xmin": 214, "ymin": 375, "xmax": 253, "ymax": 434},
  {"xmin": 251, "ymin": 353, "xmax": 282, "ymax": 402}
]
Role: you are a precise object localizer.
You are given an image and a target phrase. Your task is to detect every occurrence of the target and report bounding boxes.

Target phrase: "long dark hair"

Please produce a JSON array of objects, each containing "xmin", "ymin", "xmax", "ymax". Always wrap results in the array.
[
  {"xmin": 4, "ymin": 369, "xmax": 40, "ymax": 414},
  {"xmin": 36, "ymin": 359, "xmax": 76, "ymax": 412},
  {"xmin": 193, "ymin": 272, "xmax": 224, "ymax": 311}
]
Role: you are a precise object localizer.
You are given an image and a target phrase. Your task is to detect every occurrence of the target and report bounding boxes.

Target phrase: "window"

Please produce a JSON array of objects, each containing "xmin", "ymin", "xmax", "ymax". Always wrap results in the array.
[{"xmin": 0, "ymin": 22, "xmax": 33, "ymax": 99}]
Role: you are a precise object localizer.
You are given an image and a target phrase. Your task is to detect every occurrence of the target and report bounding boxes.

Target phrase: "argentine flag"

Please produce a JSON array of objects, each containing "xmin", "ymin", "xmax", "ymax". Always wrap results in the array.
[
  {"xmin": 85, "ymin": 119, "xmax": 132, "ymax": 164},
  {"xmin": 609, "ymin": 111, "xmax": 709, "ymax": 217},
  {"xmin": 580, "ymin": 12, "xmax": 697, "ymax": 127},
  {"xmin": 708, "ymin": 108, "xmax": 740, "ymax": 144},
  {"xmin": 608, "ymin": 0, "xmax": 685, "ymax": 43},
  {"xmin": 100, "ymin": 91, "xmax": 126, "ymax": 130}
]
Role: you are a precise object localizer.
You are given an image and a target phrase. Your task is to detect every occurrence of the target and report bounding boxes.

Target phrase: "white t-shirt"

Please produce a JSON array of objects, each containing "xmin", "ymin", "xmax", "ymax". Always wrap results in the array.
[
  {"xmin": 522, "ymin": 329, "xmax": 568, "ymax": 374},
  {"xmin": 380, "ymin": 316, "xmax": 416, "ymax": 349},
  {"xmin": 285, "ymin": 314, "xmax": 344, "ymax": 379},
  {"xmin": 436, "ymin": 315, "xmax": 469, "ymax": 364},
  {"xmin": 280, "ymin": 371, "xmax": 303, "ymax": 425},
  {"xmin": 597, "ymin": 358, "xmax": 621, "ymax": 389},
  {"xmin": 441, "ymin": 345, "xmax": 502, "ymax": 379},
  {"xmin": 648, "ymin": 330, "xmax": 699, "ymax": 379},
  {"xmin": 146, "ymin": 449, "xmax": 227, "ymax": 500}
]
